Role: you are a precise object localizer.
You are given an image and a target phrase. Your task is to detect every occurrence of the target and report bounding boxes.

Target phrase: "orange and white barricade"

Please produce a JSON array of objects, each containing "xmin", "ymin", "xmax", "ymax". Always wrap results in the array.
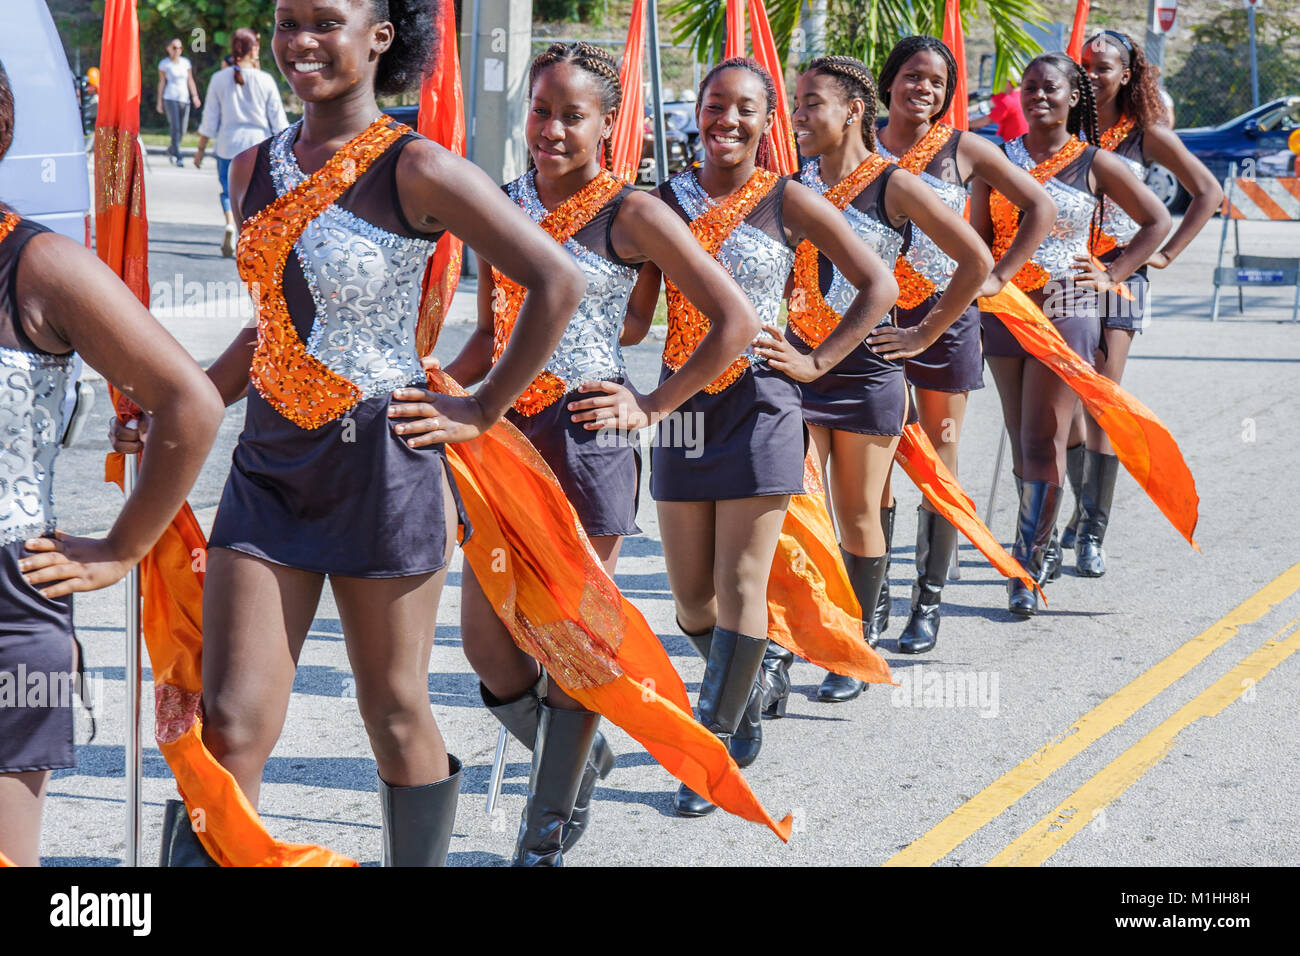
[{"xmin": 1211, "ymin": 163, "xmax": 1300, "ymax": 322}]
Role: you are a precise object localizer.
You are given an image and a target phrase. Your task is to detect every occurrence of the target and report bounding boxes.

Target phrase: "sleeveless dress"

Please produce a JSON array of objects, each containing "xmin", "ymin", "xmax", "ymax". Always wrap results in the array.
[
  {"xmin": 878, "ymin": 129, "xmax": 986, "ymax": 392},
  {"xmin": 785, "ymin": 158, "xmax": 910, "ymax": 435},
  {"xmin": 1095, "ymin": 125, "xmax": 1149, "ymax": 332},
  {"xmin": 0, "ymin": 213, "xmax": 79, "ymax": 773},
  {"xmin": 498, "ymin": 171, "xmax": 641, "ymax": 537},
  {"xmin": 207, "ymin": 124, "xmax": 470, "ymax": 577},
  {"xmin": 651, "ymin": 170, "xmax": 806, "ymax": 501},
  {"xmin": 981, "ymin": 138, "xmax": 1102, "ymax": 362}
]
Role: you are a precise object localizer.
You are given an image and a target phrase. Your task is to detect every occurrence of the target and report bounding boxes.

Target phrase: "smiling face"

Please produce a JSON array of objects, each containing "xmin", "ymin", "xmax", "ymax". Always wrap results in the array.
[
  {"xmin": 697, "ymin": 66, "xmax": 774, "ymax": 170},
  {"xmin": 887, "ymin": 50, "xmax": 949, "ymax": 123},
  {"xmin": 526, "ymin": 61, "xmax": 615, "ymax": 179},
  {"xmin": 1082, "ymin": 39, "xmax": 1129, "ymax": 113},
  {"xmin": 272, "ymin": 0, "xmax": 392, "ymax": 103},
  {"xmin": 793, "ymin": 70, "xmax": 860, "ymax": 158},
  {"xmin": 1020, "ymin": 60, "xmax": 1078, "ymax": 132}
]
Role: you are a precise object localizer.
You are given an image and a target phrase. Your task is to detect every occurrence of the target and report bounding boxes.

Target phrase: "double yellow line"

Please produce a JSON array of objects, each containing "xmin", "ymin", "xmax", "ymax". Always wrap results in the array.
[{"xmin": 885, "ymin": 562, "xmax": 1300, "ymax": 867}]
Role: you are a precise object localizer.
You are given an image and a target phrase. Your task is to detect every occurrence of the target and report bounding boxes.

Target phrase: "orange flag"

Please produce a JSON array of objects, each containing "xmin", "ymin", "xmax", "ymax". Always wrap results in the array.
[
  {"xmin": 1067, "ymin": 0, "xmax": 1091, "ymax": 63},
  {"xmin": 940, "ymin": 0, "xmax": 969, "ymax": 132},
  {"xmin": 981, "ymin": 285, "xmax": 1200, "ymax": 548},
  {"xmin": 768, "ymin": 454, "xmax": 895, "ymax": 684},
  {"xmin": 611, "ymin": 0, "xmax": 647, "ymax": 182},
  {"xmin": 0, "ymin": 850, "xmax": 14, "ymax": 867},
  {"xmin": 415, "ymin": 0, "xmax": 466, "ymax": 357},
  {"xmin": 429, "ymin": 370, "xmax": 793, "ymax": 840},
  {"xmin": 97, "ymin": 0, "xmax": 354, "ymax": 866},
  {"xmin": 747, "ymin": 0, "xmax": 798, "ymax": 175},
  {"xmin": 724, "ymin": 0, "xmax": 745, "ymax": 60}
]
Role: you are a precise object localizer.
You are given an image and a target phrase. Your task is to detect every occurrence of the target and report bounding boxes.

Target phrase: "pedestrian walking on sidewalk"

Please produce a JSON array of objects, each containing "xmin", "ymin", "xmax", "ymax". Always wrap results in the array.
[{"xmin": 156, "ymin": 38, "xmax": 200, "ymax": 168}]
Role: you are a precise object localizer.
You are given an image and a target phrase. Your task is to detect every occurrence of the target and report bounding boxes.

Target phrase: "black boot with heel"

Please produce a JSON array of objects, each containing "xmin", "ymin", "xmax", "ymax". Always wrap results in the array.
[
  {"xmin": 817, "ymin": 549, "xmax": 888, "ymax": 702},
  {"xmin": 898, "ymin": 507, "xmax": 959, "ymax": 654},
  {"xmin": 1076, "ymin": 450, "xmax": 1119, "ymax": 577},
  {"xmin": 1008, "ymin": 480, "xmax": 1063, "ymax": 617}
]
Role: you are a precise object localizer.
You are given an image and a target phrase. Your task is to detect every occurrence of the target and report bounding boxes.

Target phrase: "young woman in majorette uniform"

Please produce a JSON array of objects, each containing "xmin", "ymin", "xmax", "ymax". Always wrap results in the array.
[
  {"xmin": 1057, "ymin": 31, "xmax": 1221, "ymax": 577},
  {"xmin": 0, "ymin": 61, "xmax": 222, "ymax": 866},
  {"xmin": 872, "ymin": 37, "xmax": 1056, "ymax": 653},
  {"xmin": 754, "ymin": 55, "xmax": 989, "ymax": 702},
  {"xmin": 972, "ymin": 52, "xmax": 1169, "ymax": 616},
  {"xmin": 625, "ymin": 57, "xmax": 898, "ymax": 815},
  {"xmin": 112, "ymin": 0, "xmax": 587, "ymax": 866},
  {"xmin": 395, "ymin": 41, "xmax": 760, "ymax": 864}
]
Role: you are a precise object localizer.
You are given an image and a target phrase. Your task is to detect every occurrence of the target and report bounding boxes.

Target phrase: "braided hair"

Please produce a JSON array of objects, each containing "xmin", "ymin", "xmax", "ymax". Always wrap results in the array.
[
  {"xmin": 805, "ymin": 55, "xmax": 878, "ymax": 151},
  {"xmin": 698, "ymin": 57, "xmax": 779, "ymax": 171},
  {"xmin": 1084, "ymin": 31, "xmax": 1167, "ymax": 131},
  {"xmin": 529, "ymin": 41, "xmax": 623, "ymax": 172},
  {"xmin": 368, "ymin": 0, "xmax": 438, "ymax": 96},
  {"xmin": 877, "ymin": 36, "xmax": 958, "ymax": 122}
]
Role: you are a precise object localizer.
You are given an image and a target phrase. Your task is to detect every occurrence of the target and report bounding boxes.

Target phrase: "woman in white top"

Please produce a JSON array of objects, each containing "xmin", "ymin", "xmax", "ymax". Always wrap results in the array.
[
  {"xmin": 196, "ymin": 29, "xmax": 289, "ymax": 257},
  {"xmin": 156, "ymin": 38, "xmax": 201, "ymax": 167}
]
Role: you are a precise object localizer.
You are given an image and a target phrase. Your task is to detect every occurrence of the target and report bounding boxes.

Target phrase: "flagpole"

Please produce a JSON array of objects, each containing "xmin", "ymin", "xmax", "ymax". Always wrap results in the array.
[
  {"xmin": 123, "ymin": 455, "xmax": 142, "ymax": 866},
  {"xmin": 646, "ymin": 0, "xmax": 669, "ymax": 184}
]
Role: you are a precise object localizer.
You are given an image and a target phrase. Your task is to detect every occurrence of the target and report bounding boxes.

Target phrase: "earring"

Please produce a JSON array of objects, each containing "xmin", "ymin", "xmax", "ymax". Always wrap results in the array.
[{"xmin": 846, "ymin": 117, "xmax": 855, "ymax": 126}]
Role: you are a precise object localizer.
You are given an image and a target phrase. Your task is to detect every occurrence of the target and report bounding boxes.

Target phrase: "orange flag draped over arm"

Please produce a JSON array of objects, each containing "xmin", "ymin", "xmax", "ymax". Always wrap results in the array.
[
  {"xmin": 97, "ymin": 0, "xmax": 353, "ymax": 866},
  {"xmin": 940, "ymin": 0, "xmax": 969, "ymax": 132},
  {"xmin": 611, "ymin": 0, "xmax": 647, "ymax": 182},
  {"xmin": 981, "ymin": 285, "xmax": 1200, "ymax": 548},
  {"xmin": 415, "ymin": 0, "xmax": 467, "ymax": 357},
  {"xmin": 1067, "ymin": 0, "xmax": 1091, "ymax": 63}
]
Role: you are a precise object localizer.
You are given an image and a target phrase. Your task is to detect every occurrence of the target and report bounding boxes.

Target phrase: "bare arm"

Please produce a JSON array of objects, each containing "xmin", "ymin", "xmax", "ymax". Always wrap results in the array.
[
  {"xmin": 1083, "ymin": 150, "xmax": 1171, "ymax": 286},
  {"xmin": 18, "ymin": 235, "xmax": 223, "ymax": 596},
  {"xmin": 620, "ymin": 262, "xmax": 658, "ymax": 347},
  {"xmin": 961, "ymin": 133, "xmax": 1057, "ymax": 291},
  {"xmin": 156, "ymin": 69, "xmax": 166, "ymax": 113},
  {"xmin": 206, "ymin": 146, "xmax": 261, "ymax": 405},
  {"xmin": 440, "ymin": 265, "xmax": 496, "ymax": 387},
  {"xmin": 1141, "ymin": 125, "xmax": 1223, "ymax": 267}
]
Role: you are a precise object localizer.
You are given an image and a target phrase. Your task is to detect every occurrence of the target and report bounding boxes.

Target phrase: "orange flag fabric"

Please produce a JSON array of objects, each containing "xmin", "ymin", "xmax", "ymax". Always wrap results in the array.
[
  {"xmin": 428, "ymin": 369, "xmax": 793, "ymax": 840},
  {"xmin": 940, "ymin": 0, "xmax": 969, "ymax": 132},
  {"xmin": 415, "ymin": 0, "xmax": 467, "ymax": 357},
  {"xmin": 768, "ymin": 454, "xmax": 895, "ymax": 684},
  {"xmin": 981, "ymin": 285, "xmax": 1199, "ymax": 548},
  {"xmin": 1067, "ymin": 0, "xmax": 1091, "ymax": 63},
  {"xmin": 97, "ymin": 0, "xmax": 354, "ymax": 866},
  {"xmin": 746, "ymin": 0, "xmax": 798, "ymax": 175},
  {"xmin": 0, "ymin": 850, "xmax": 14, "ymax": 867},
  {"xmin": 724, "ymin": 0, "xmax": 745, "ymax": 60},
  {"xmin": 611, "ymin": 0, "xmax": 647, "ymax": 182}
]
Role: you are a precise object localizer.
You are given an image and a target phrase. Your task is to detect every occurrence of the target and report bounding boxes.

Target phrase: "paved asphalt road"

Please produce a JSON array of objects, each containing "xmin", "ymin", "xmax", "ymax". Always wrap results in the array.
[{"xmin": 37, "ymin": 151, "xmax": 1300, "ymax": 868}]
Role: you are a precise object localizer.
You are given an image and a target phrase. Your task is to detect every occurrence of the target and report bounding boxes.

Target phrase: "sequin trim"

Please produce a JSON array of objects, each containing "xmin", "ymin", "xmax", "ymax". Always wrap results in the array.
[
  {"xmin": 1093, "ymin": 116, "xmax": 1142, "ymax": 255},
  {"xmin": 991, "ymin": 136, "xmax": 1090, "ymax": 292}
]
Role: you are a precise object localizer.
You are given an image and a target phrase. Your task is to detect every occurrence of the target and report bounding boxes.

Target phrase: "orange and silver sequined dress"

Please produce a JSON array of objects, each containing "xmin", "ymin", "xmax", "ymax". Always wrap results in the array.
[{"xmin": 207, "ymin": 124, "xmax": 469, "ymax": 577}]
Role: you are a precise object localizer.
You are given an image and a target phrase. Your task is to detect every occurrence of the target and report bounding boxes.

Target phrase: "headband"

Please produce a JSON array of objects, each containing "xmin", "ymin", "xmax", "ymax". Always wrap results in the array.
[{"xmin": 1093, "ymin": 30, "xmax": 1134, "ymax": 54}]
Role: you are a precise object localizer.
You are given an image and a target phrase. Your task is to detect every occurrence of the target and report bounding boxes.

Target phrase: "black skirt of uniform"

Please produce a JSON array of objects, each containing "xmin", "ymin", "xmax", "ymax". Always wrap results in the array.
[
  {"xmin": 0, "ymin": 540, "xmax": 76, "ymax": 773},
  {"xmin": 505, "ymin": 381, "xmax": 641, "ymax": 538},
  {"xmin": 650, "ymin": 361, "xmax": 806, "ymax": 501},
  {"xmin": 1098, "ymin": 249, "xmax": 1149, "ymax": 332},
  {"xmin": 981, "ymin": 281, "xmax": 1101, "ymax": 363},
  {"xmin": 208, "ymin": 387, "xmax": 469, "ymax": 579},
  {"xmin": 787, "ymin": 327, "xmax": 909, "ymax": 436},
  {"xmin": 895, "ymin": 294, "xmax": 986, "ymax": 393}
]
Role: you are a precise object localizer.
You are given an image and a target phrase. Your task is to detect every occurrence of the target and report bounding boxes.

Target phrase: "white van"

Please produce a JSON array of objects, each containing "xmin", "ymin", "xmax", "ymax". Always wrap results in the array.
[{"xmin": 0, "ymin": 0, "xmax": 92, "ymax": 242}]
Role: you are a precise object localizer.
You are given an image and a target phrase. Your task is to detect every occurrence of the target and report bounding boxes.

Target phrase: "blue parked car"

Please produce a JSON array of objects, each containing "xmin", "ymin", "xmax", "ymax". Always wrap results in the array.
[{"xmin": 1147, "ymin": 96, "xmax": 1300, "ymax": 212}]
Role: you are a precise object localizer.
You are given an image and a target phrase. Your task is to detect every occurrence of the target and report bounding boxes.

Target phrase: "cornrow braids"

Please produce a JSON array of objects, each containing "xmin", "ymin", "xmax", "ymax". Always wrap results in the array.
[
  {"xmin": 806, "ymin": 55, "xmax": 878, "ymax": 151},
  {"xmin": 877, "ymin": 36, "xmax": 958, "ymax": 121},
  {"xmin": 529, "ymin": 41, "xmax": 623, "ymax": 172},
  {"xmin": 698, "ymin": 57, "xmax": 780, "ymax": 171},
  {"xmin": 1085, "ymin": 31, "xmax": 1167, "ymax": 131}
]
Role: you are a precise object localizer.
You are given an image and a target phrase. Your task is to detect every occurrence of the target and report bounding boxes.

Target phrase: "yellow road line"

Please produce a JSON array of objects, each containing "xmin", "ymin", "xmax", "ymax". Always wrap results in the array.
[
  {"xmin": 990, "ymin": 618, "xmax": 1300, "ymax": 866},
  {"xmin": 884, "ymin": 562, "xmax": 1300, "ymax": 867}
]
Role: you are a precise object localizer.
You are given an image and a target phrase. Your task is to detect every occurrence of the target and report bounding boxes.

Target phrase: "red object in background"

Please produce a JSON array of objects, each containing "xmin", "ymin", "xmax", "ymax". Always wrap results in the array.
[
  {"xmin": 940, "ymin": 0, "xmax": 969, "ymax": 131},
  {"xmin": 611, "ymin": 0, "xmax": 647, "ymax": 182},
  {"xmin": 989, "ymin": 88, "xmax": 1029, "ymax": 140},
  {"xmin": 1067, "ymin": 0, "xmax": 1091, "ymax": 62}
]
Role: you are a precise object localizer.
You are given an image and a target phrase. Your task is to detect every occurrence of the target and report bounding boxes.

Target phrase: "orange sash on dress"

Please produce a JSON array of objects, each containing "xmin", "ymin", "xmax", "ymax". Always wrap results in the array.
[
  {"xmin": 990, "ymin": 136, "xmax": 1088, "ymax": 292},
  {"xmin": 1090, "ymin": 116, "xmax": 1137, "ymax": 257},
  {"xmin": 490, "ymin": 170, "xmax": 626, "ymax": 415},
  {"xmin": 889, "ymin": 123, "xmax": 958, "ymax": 309}
]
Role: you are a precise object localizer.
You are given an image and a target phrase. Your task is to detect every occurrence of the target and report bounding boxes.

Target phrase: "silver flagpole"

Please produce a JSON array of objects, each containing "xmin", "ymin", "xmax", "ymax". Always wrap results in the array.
[
  {"xmin": 485, "ymin": 725, "xmax": 509, "ymax": 814},
  {"xmin": 984, "ymin": 431, "xmax": 1008, "ymax": 528},
  {"xmin": 123, "ymin": 453, "xmax": 142, "ymax": 866}
]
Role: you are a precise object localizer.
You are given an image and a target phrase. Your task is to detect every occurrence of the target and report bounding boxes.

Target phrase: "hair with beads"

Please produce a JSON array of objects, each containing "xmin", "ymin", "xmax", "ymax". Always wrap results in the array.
[
  {"xmin": 805, "ymin": 55, "xmax": 878, "ymax": 151},
  {"xmin": 1027, "ymin": 52, "xmax": 1099, "ymax": 144},
  {"xmin": 698, "ymin": 57, "xmax": 779, "ymax": 171},
  {"xmin": 1084, "ymin": 31, "xmax": 1167, "ymax": 131},
  {"xmin": 367, "ymin": 0, "xmax": 438, "ymax": 96},
  {"xmin": 877, "ymin": 36, "xmax": 958, "ymax": 122},
  {"xmin": 0, "ymin": 60, "xmax": 12, "ymax": 163},
  {"xmin": 529, "ymin": 41, "xmax": 623, "ymax": 172}
]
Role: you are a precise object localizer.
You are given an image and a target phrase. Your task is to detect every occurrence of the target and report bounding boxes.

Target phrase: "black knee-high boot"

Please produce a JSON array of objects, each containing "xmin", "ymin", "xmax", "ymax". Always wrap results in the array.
[
  {"xmin": 898, "ymin": 507, "xmax": 959, "ymax": 654},
  {"xmin": 158, "ymin": 799, "xmax": 219, "ymax": 867},
  {"xmin": 678, "ymin": 619, "xmax": 766, "ymax": 767},
  {"xmin": 1060, "ymin": 444, "xmax": 1086, "ymax": 550},
  {"xmin": 817, "ymin": 550, "xmax": 888, "ymax": 702},
  {"xmin": 674, "ymin": 627, "xmax": 769, "ymax": 816},
  {"xmin": 1008, "ymin": 480, "xmax": 1063, "ymax": 617},
  {"xmin": 867, "ymin": 503, "xmax": 896, "ymax": 647},
  {"xmin": 1076, "ymin": 450, "xmax": 1120, "ymax": 577},
  {"xmin": 378, "ymin": 755, "xmax": 462, "ymax": 866},
  {"xmin": 759, "ymin": 642, "xmax": 794, "ymax": 718},
  {"xmin": 481, "ymin": 673, "xmax": 614, "ymax": 854},
  {"xmin": 512, "ymin": 706, "xmax": 600, "ymax": 866}
]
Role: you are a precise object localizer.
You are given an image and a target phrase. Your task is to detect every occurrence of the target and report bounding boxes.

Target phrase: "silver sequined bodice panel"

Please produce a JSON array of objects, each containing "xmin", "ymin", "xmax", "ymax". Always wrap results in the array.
[
  {"xmin": 507, "ymin": 172, "xmax": 635, "ymax": 387},
  {"xmin": 671, "ymin": 171, "xmax": 794, "ymax": 365},
  {"xmin": 1006, "ymin": 138, "xmax": 1099, "ymax": 282},
  {"xmin": 1099, "ymin": 151, "xmax": 1145, "ymax": 249},
  {"xmin": 269, "ymin": 124, "xmax": 435, "ymax": 401},
  {"xmin": 0, "ymin": 346, "xmax": 71, "ymax": 546},
  {"xmin": 801, "ymin": 161, "xmax": 900, "ymax": 325},
  {"xmin": 876, "ymin": 141, "xmax": 966, "ymax": 289}
]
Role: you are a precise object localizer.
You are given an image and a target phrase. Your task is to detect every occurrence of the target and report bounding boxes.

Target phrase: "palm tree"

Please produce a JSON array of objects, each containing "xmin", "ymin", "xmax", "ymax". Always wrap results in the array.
[{"xmin": 665, "ymin": 0, "xmax": 1048, "ymax": 91}]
